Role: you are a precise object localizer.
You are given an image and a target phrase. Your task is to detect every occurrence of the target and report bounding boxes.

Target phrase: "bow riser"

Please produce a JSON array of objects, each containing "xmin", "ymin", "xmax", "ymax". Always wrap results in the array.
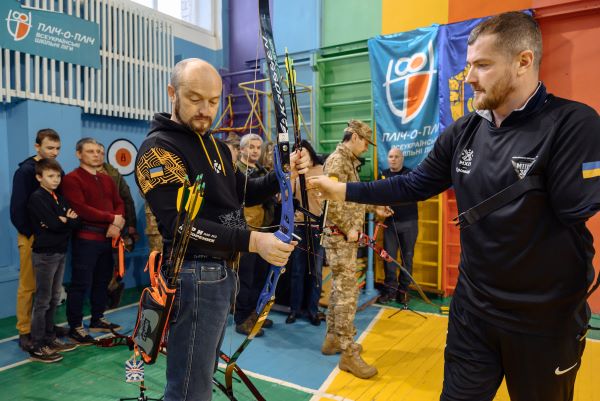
[{"xmin": 223, "ymin": 0, "xmax": 295, "ymax": 378}]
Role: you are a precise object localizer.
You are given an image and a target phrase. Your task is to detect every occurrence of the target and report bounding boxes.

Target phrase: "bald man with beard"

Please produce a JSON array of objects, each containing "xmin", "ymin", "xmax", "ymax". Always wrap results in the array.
[{"xmin": 135, "ymin": 58, "xmax": 310, "ymax": 401}]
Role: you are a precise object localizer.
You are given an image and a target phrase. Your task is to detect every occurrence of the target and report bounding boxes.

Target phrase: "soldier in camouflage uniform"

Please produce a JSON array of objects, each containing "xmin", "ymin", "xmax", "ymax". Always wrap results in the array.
[
  {"xmin": 98, "ymin": 144, "xmax": 139, "ymax": 246},
  {"xmin": 144, "ymin": 203, "xmax": 163, "ymax": 253},
  {"xmin": 321, "ymin": 119, "xmax": 383, "ymax": 379},
  {"xmin": 98, "ymin": 144, "xmax": 140, "ymax": 309}
]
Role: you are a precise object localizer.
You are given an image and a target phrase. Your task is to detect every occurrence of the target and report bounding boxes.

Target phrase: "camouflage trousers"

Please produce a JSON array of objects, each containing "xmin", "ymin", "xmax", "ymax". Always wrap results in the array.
[
  {"xmin": 147, "ymin": 235, "xmax": 163, "ymax": 253},
  {"xmin": 325, "ymin": 244, "xmax": 359, "ymax": 351},
  {"xmin": 144, "ymin": 203, "xmax": 163, "ymax": 253}
]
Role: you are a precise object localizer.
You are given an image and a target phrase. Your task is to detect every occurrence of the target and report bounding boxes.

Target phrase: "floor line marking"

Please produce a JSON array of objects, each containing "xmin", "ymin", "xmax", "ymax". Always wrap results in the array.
[
  {"xmin": 0, "ymin": 302, "xmax": 138, "ymax": 345},
  {"xmin": 308, "ymin": 307, "xmax": 386, "ymax": 401},
  {"xmin": 217, "ymin": 363, "xmax": 357, "ymax": 401},
  {"xmin": 0, "ymin": 359, "xmax": 31, "ymax": 372}
]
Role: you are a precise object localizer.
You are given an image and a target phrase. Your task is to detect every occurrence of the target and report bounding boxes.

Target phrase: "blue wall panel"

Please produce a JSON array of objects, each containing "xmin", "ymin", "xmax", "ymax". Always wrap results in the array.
[
  {"xmin": 273, "ymin": 0, "xmax": 319, "ymax": 54},
  {"xmin": 0, "ymin": 105, "xmax": 13, "ymax": 270},
  {"xmin": 174, "ymin": 37, "xmax": 224, "ymax": 68},
  {"xmin": 0, "ymin": 2, "xmax": 228, "ymax": 320},
  {"xmin": 0, "ymin": 102, "xmax": 157, "ymax": 318}
]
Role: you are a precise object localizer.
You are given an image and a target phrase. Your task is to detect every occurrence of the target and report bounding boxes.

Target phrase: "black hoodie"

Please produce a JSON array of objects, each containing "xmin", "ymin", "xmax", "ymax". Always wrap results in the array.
[
  {"xmin": 135, "ymin": 113, "xmax": 280, "ymax": 260},
  {"xmin": 10, "ymin": 157, "xmax": 39, "ymax": 237}
]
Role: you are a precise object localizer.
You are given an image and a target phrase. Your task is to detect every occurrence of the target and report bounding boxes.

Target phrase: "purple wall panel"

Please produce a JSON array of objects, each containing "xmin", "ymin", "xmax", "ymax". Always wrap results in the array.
[
  {"xmin": 228, "ymin": 0, "xmax": 264, "ymax": 72},
  {"xmin": 218, "ymin": 0, "xmax": 271, "ymax": 138}
]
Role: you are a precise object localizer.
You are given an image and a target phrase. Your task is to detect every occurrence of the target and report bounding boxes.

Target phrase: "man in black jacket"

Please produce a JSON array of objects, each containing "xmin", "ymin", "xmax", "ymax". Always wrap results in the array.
[
  {"xmin": 10, "ymin": 129, "xmax": 62, "ymax": 351},
  {"xmin": 379, "ymin": 148, "xmax": 418, "ymax": 305},
  {"xmin": 135, "ymin": 58, "xmax": 309, "ymax": 401},
  {"xmin": 311, "ymin": 12, "xmax": 600, "ymax": 401}
]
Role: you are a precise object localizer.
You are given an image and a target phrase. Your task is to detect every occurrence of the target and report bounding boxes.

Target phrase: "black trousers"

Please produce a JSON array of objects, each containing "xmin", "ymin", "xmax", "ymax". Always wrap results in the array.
[
  {"xmin": 441, "ymin": 299, "xmax": 586, "ymax": 401},
  {"xmin": 67, "ymin": 238, "xmax": 113, "ymax": 328},
  {"xmin": 233, "ymin": 252, "xmax": 268, "ymax": 325},
  {"xmin": 383, "ymin": 219, "xmax": 418, "ymax": 293}
]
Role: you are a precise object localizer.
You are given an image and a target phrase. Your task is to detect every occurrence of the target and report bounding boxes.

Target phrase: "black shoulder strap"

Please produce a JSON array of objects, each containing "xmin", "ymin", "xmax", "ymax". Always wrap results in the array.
[{"xmin": 454, "ymin": 175, "xmax": 545, "ymax": 229}]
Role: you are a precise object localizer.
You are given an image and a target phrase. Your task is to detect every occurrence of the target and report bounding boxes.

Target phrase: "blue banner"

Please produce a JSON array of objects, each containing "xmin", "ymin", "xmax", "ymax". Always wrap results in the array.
[
  {"xmin": 368, "ymin": 26, "xmax": 440, "ymax": 170},
  {"xmin": 0, "ymin": 0, "xmax": 100, "ymax": 69},
  {"xmin": 437, "ymin": 18, "xmax": 485, "ymax": 132}
]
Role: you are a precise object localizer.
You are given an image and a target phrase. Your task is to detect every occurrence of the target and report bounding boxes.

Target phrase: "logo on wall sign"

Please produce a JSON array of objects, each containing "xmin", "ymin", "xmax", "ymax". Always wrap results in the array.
[
  {"xmin": 383, "ymin": 40, "xmax": 436, "ymax": 124},
  {"xmin": 6, "ymin": 10, "xmax": 32, "ymax": 41}
]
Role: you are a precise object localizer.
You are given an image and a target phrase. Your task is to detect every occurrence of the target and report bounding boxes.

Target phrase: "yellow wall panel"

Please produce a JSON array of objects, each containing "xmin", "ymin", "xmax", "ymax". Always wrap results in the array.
[
  {"xmin": 382, "ymin": 0, "xmax": 449, "ymax": 34},
  {"xmin": 448, "ymin": 0, "xmax": 532, "ymax": 23}
]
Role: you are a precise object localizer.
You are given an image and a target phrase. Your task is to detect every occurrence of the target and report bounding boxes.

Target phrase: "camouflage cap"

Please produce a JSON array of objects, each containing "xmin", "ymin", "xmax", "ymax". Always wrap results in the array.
[
  {"xmin": 344, "ymin": 119, "xmax": 376, "ymax": 146},
  {"xmin": 223, "ymin": 133, "xmax": 240, "ymax": 148}
]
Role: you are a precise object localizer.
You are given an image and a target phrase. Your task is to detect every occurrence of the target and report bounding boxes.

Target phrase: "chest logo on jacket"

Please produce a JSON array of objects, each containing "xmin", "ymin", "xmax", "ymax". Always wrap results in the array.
[
  {"xmin": 456, "ymin": 148, "xmax": 474, "ymax": 174},
  {"xmin": 511, "ymin": 156, "xmax": 537, "ymax": 179},
  {"xmin": 213, "ymin": 160, "xmax": 223, "ymax": 174}
]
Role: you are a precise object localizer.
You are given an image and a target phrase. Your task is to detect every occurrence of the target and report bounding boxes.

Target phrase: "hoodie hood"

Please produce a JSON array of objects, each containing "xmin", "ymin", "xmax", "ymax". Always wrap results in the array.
[
  {"xmin": 18, "ymin": 156, "xmax": 37, "ymax": 169},
  {"xmin": 149, "ymin": 113, "xmax": 197, "ymax": 138}
]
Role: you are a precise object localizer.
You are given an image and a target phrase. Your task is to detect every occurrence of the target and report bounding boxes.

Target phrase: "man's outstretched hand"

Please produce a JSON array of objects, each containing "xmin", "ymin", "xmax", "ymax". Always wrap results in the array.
[{"xmin": 306, "ymin": 175, "xmax": 346, "ymax": 202}]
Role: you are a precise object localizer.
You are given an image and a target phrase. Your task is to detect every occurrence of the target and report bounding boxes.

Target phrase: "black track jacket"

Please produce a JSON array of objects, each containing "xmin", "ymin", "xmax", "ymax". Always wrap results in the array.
[{"xmin": 347, "ymin": 84, "xmax": 600, "ymax": 336}]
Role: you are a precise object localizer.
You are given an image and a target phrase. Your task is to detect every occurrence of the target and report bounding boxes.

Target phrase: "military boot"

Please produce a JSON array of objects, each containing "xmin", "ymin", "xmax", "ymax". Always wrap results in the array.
[
  {"xmin": 321, "ymin": 334, "xmax": 362, "ymax": 355},
  {"xmin": 321, "ymin": 333, "xmax": 339, "ymax": 355},
  {"xmin": 338, "ymin": 344, "xmax": 377, "ymax": 379}
]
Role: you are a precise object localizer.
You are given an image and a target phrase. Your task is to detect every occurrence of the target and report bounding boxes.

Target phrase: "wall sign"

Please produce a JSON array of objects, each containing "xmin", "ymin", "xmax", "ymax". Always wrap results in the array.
[{"xmin": 0, "ymin": 0, "xmax": 100, "ymax": 68}]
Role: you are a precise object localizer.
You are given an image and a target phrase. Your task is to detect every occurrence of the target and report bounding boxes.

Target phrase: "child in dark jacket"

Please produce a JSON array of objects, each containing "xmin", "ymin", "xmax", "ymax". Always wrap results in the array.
[{"xmin": 27, "ymin": 159, "xmax": 80, "ymax": 363}]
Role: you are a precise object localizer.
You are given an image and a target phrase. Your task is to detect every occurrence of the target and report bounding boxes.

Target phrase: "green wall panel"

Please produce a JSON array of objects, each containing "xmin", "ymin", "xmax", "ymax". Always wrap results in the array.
[
  {"xmin": 316, "ymin": 42, "xmax": 374, "ymax": 180},
  {"xmin": 321, "ymin": 0, "xmax": 382, "ymax": 48}
]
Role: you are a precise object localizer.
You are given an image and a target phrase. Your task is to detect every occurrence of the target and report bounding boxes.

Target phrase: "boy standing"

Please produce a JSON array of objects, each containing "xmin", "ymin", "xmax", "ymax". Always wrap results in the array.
[
  {"xmin": 28, "ymin": 159, "xmax": 79, "ymax": 363},
  {"xmin": 10, "ymin": 129, "xmax": 62, "ymax": 351}
]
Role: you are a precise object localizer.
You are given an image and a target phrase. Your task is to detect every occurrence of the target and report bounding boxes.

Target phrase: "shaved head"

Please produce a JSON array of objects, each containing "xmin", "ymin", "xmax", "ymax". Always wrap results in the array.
[
  {"xmin": 170, "ymin": 58, "xmax": 222, "ymax": 93},
  {"xmin": 168, "ymin": 58, "xmax": 222, "ymax": 135},
  {"xmin": 387, "ymin": 147, "xmax": 404, "ymax": 172},
  {"xmin": 388, "ymin": 147, "xmax": 402, "ymax": 157}
]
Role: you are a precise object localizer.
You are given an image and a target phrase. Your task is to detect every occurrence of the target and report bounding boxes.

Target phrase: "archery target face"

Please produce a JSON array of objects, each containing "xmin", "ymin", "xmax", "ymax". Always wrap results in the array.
[{"xmin": 107, "ymin": 139, "xmax": 138, "ymax": 176}]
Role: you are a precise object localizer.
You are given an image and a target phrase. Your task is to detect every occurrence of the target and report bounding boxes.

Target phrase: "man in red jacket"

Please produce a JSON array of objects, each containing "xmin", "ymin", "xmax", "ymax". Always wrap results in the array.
[{"xmin": 62, "ymin": 138, "xmax": 124, "ymax": 344}]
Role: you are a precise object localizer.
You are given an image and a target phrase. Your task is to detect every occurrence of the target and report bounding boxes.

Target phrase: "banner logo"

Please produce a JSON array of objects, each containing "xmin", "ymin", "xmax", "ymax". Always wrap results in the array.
[
  {"xmin": 383, "ymin": 40, "xmax": 436, "ymax": 124},
  {"xmin": 6, "ymin": 9, "xmax": 32, "ymax": 41},
  {"xmin": 449, "ymin": 65, "xmax": 474, "ymax": 121}
]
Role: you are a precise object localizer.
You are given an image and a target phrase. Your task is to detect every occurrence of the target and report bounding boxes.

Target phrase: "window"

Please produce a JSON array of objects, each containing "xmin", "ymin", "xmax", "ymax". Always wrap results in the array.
[
  {"xmin": 131, "ymin": 0, "xmax": 154, "ymax": 8},
  {"xmin": 130, "ymin": 0, "xmax": 214, "ymax": 32},
  {"xmin": 157, "ymin": 0, "xmax": 182, "ymax": 20}
]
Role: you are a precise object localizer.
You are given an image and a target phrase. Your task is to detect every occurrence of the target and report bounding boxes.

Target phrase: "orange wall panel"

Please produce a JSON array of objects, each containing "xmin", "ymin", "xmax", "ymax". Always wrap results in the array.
[
  {"xmin": 382, "ymin": 0, "xmax": 448, "ymax": 34},
  {"xmin": 537, "ymin": 5, "xmax": 600, "ymax": 312},
  {"xmin": 538, "ymin": 10, "xmax": 600, "ymax": 111},
  {"xmin": 533, "ymin": 0, "xmax": 589, "ymax": 8},
  {"xmin": 587, "ymin": 216, "xmax": 600, "ymax": 313},
  {"xmin": 448, "ymin": 0, "xmax": 532, "ymax": 23}
]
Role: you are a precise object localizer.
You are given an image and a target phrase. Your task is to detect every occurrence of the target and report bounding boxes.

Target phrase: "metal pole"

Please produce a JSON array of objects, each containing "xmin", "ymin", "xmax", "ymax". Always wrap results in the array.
[{"xmin": 365, "ymin": 213, "xmax": 376, "ymax": 296}]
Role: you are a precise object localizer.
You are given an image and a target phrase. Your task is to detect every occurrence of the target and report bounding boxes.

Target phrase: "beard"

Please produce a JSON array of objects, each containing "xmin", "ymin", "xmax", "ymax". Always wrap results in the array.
[
  {"xmin": 471, "ymin": 71, "xmax": 515, "ymax": 111},
  {"xmin": 174, "ymin": 97, "xmax": 213, "ymax": 135}
]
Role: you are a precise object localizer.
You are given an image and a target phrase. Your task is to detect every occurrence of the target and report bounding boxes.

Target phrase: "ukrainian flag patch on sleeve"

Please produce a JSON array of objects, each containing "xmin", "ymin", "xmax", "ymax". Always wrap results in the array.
[
  {"xmin": 149, "ymin": 165, "xmax": 164, "ymax": 178},
  {"xmin": 136, "ymin": 148, "xmax": 186, "ymax": 194},
  {"xmin": 582, "ymin": 161, "xmax": 600, "ymax": 179}
]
